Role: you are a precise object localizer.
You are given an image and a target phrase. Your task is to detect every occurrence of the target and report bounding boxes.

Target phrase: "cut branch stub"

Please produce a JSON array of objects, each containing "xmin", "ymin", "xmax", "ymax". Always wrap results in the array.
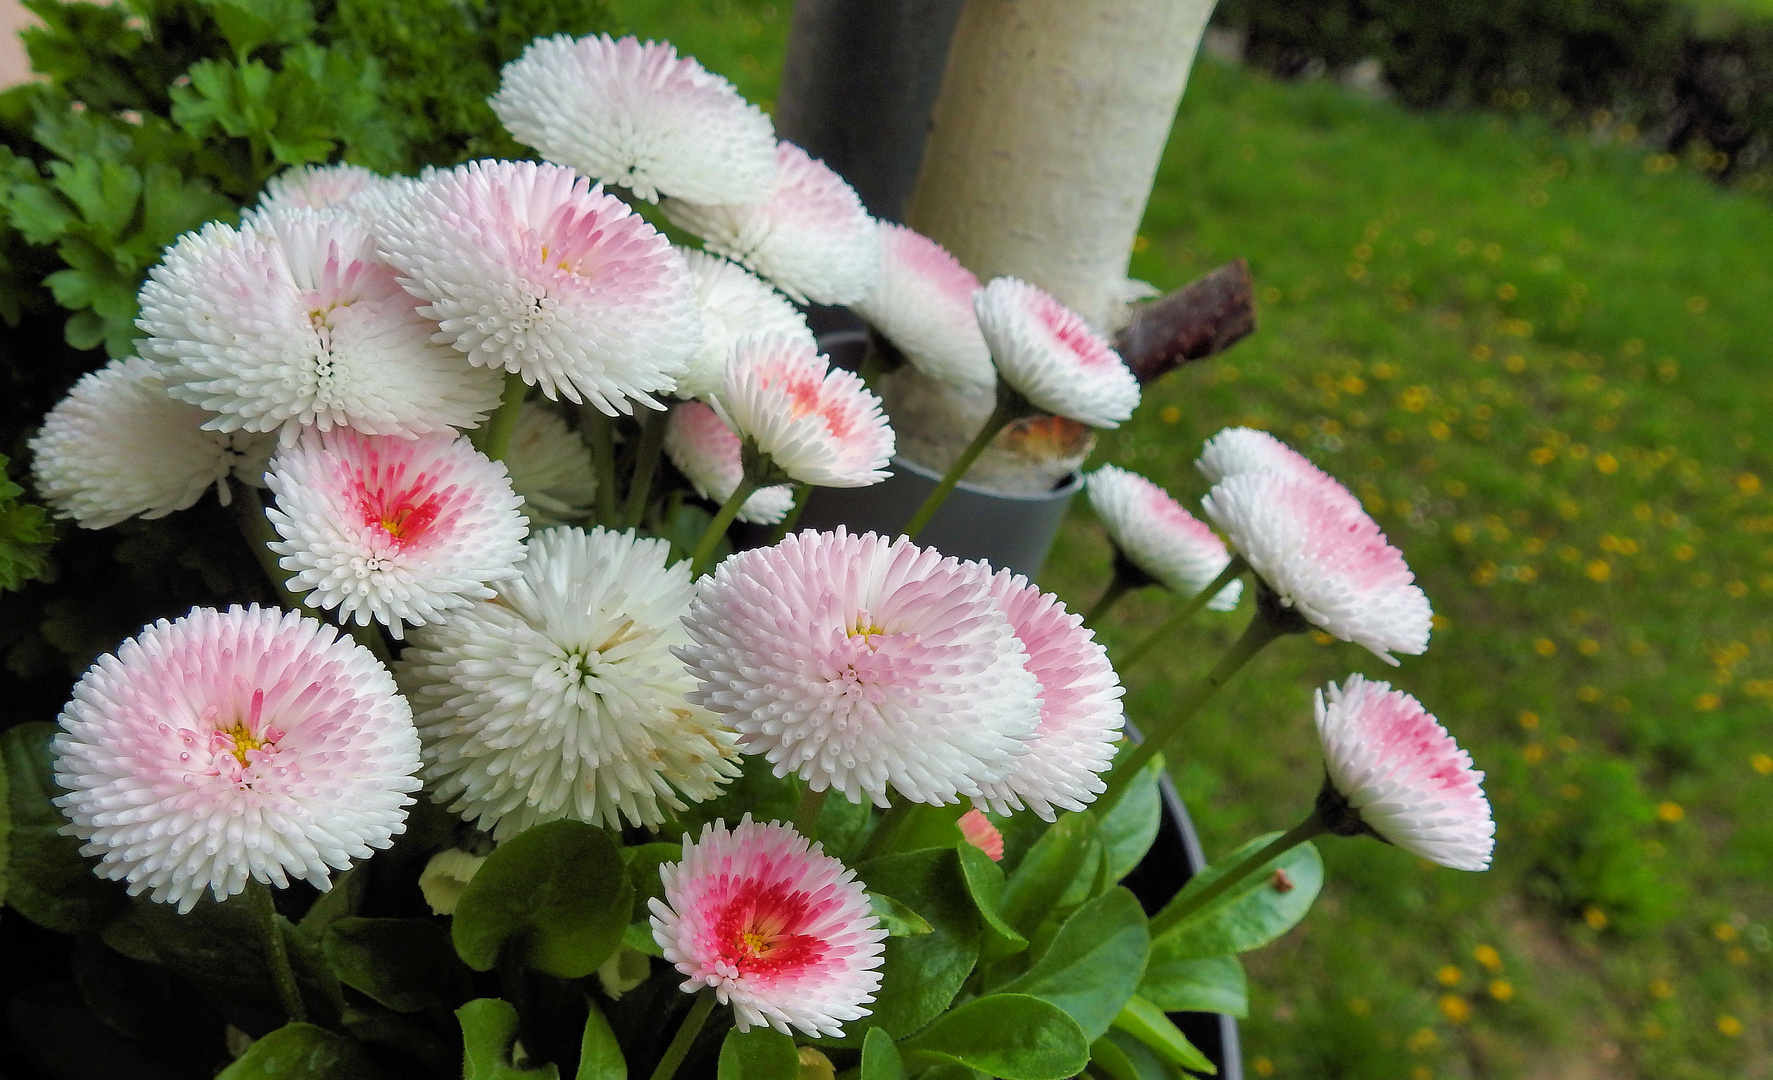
[{"xmin": 1116, "ymin": 259, "xmax": 1256, "ymax": 385}]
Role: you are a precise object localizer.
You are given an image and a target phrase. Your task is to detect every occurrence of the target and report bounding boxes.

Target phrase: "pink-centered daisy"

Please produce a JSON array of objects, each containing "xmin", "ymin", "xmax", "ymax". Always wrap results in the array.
[
  {"xmin": 138, "ymin": 207, "xmax": 503, "ymax": 444},
  {"xmin": 665, "ymin": 401, "xmax": 797, "ymax": 524},
  {"xmin": 677, "ymin": 529, "xmax": 1041, "ymax": 806},
  {"xmin": 491, "ymin": 34, "xmax": 778, "ymax": 205},
  {"xmin": 252, "ymin": 163, "xmax": 395, "ymax": 220},
  {"xmin": 376, "ymin": 159, "xmax": 701, "ymax": 414},
  {"xmin": 973, "ymin": 277, "xmax": 1140, "ymax": 428},
  {"xmin": 714, "ymin": 335, "xmax": 893, "ymax": 488},
  {"xmin": 851, "ymin": 224, "xmax": 993, "ymax": 388},
  {"xmin": 1201, "ymin": 471, "xmax": 1432, "ymax": 664},
  {"xmin": 1196, "ymin": 426, "xmax": 1363, "ymax": 513},
  {"xmin": 52, "ymin": 605, "xmax": 421, "ymax": 912},
  {"xmin": 971, "ymin": 568, "xmax": 1126, "ymax": 820},
  {"xmin": 264, "ymin": 429, "xmax": 528, "ymax": 638},
  {"xmin": 1313, "ymin": 675, "xmax": 1494, "ymax": 871},
  {"xmin": 650, "ymin": 816, "xmax": 886, "ymax": 1038},
  {"xmin": 663, "ymin": 142, "xmax": 880, "ymax": 306},
  {"xmin": 1086, "ymin": 465, "xmax": 1243, "ymax": 611},
  {"xmin": 957, "ymin": 809, "xmax": 1004, "ymax": 861},
  {"xmin": 679, "ymin": 249, "xmax": 815, "ymax": 402}
]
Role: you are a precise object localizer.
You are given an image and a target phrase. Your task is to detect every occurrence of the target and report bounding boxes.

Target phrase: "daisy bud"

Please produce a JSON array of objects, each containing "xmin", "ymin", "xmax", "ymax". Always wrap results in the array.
[
  {"xmin": 958, "ymin": 809, "xmax": 1005, "ymax": 861},
  {"xmin": 650, "ymin": 816, "xmax": 886, "ymax": 1038},
  {"xmin": 377, "ymin": 159, "xmax": 702, "ymax": 415},
  {"xmin": 974, "ymin": 277, "xmax": 1141, "ymax": 428},
  {"xmin": 715, "ymin": 336, "xmax": 894, "ymax": 488},
  {"xmin": 52, "ymin": 605, "xmax": 422, "ymax": 913},
  {"xmin": 30, "ymin": 357, "xmax": 273, "ymax": 530},
  {"xmin": 663, "ymin": 142, "xmax": 880, "ymax": 306},
  {"xmin": 679, "ymin": 249, "xmax": 815, "ymax": 402},
  {"xmin": 492, "ymin": 34, "xmax": 778, "ymax": 204},
  {"xmin": 677, "ymin": 529, "xmax": 1041, "ymax": 807},
  {"xmin": 1202, "ymin": 471, "xmax": 1432, "ymax": 664},
  {"xmin": 665, "ymin": 401, "xmax": 797, "ymax": 525},
  {"xmin": 1087, "ymin": 465, "xmax": 1243, "ymax": 610},
  {"xmin": 264, "ymin": 429, "xmax": 529, "ymax": 638},
  {"xmin": 852, "ymin": 224, "xmax": 994, "ymax": 389},
  {"xmin": 1313, "ymin": 675, "xmax": 1495, "ymax": 871}
]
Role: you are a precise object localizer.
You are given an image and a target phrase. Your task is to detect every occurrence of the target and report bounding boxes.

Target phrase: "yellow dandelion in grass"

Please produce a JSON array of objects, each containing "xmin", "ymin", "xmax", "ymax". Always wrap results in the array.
[
  {"xmin": 1438, "ymin": 995, "xmax": 1471, "ymax": 1024},
  {"xmin": 1431, "ymin": 613, "xmax": 1451, "ymax": 631},
  {"xmin": 1348, "ymin": 996, "xmax": 1372, "ymax": 1017},
  {"xmin": 1489, "ymin": 980, "xmax": 1514, "ymax": 1002},
  {"xmin": 1586, "ymin": 560, "xmax": 1612, "ymax": 582},
  {"xmin": 1252, "ymin": 1057, "xmax": 1275, "ymax": 1077},
  {"xmin": 1558, "ymin": 736, "xmax": 1579, "ymax": 752},
  {"xmin": 1727, "ymin": 581, "xmax": 1749, "ymax": 598},
  {"xmin": 1675, "ymin": 544, "xmax": 1697, "ymax": 561},
  {"xmin": 1437, "ymin": 965, "xmax": 1463, "ymax": 987},
  {"xmin": 1718, "ymin": 1015, "xmax": 1743, "ymax": 1037},
  {"xmin": 1523, "ymin": 744, "xmax": 1546, "ymax": 764},
  {"xmin": 1577, "ymin": 638, "xmax": 1601, "ymax": 656},
  {"xmin": 1505, "ymin": 354, "xmax": 1527, "ymax": 372},
  {"xmin": 1657, "ymin": 802, "xmax": 1685, "ymax": 822},
  {"xmin": 1518, "ymin": 711, "xmax": 1540, "ymax": 730},
  {"xmin": 1643, "ymin": 1020, "xmax": 1667, "ymax": 1039},
  {"xmin": 1407, "ymin": 1027, "xmax": 1439, "ymax": 1052},
  {"xmin": 1714, "ymin": 922, "xmax": 1738, "ymax": 942},
  {"xmin": 1648, "ymin": 978, "xmax": 1674, "ymax": 999},
  {"xmin": 1533, "ymin": 638, "xmax": 1558, "ymax": 656},
  {"xmin": 1412, "ymin": 1068, "xmax": 1434, "ymax": 1080},
  {"xmin": 1474, "ymin": 944, "xmax": 1503, "ymax": 972},
  {"xmin": 1751, "ymin": 753, "xmax": 1773, "ymax": 775},
  {"xmin": 1584, "ymin": 906, "xmax": 1609, "ymax": 930},
  {"xmin": 1561, "ymin": 783, "xmax": 1583, "ymax": 800},
  {"xmin": 1160, "ymin": 405, "xmax": 1181, "ymax": 424},
  {"xmin": 1695, "ymin": 692, "xmax": 1722, "ymax": 712},
  {"xmin": 1738, "ymin": 473, "xmax": 1761, "ymax": 495},
  {"xmin": 1578, "ymin": 685, "xmax": 1602, "ymax": 703}
]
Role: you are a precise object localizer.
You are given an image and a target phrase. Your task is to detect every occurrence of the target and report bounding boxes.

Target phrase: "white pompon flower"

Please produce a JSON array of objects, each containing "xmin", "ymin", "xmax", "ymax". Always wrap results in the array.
[
  {"xmin": 662, "ymin": 142, "xmax": 880, "ymax": 305},
  {"xmin": 651, "ymin": 817, "xmax": 886, "ymax": 1038},
  {"xmin": 974, "ymin": 277, "xmax": 1140, "ymax": 428},
  {"xmin": 377, "ymin": 159, "xmax": 702, "ymax": 414},
  {"xmin": 972, "ymin": 568, "xmax": 1125, "ymax": 820},
  {"xmin": 264, "ymin": 429, "xmax": 529, "ymax": 637},
  {"xmin": 677, "ymin": 529, "xmax": 1041, "ymax": 806},
  {"xmin": 852, "ymin": 224, "xmax": 994, "ymax": 388},
  {"xmin": 679, "ymin": 249, "xmax": 815, "ymax": 401},
  {"xmin": 29, "ymin": 356, "xmax": 273, "ymax": 529},
  {"xmin": 1086, "ymin": 465, "xmax": 1242, "ymax": 610},
  {"xmin": 1195, "ymin": 427, "xmax": 1363, "ymax": 514},
  {"xmin": 52, "ymin": 605, "xmax": 421, "ymax": 912},
  {"xmin": 251, "ymin": 163, "xmax": 394, "ymax": 220},
  {"xmin": 665, "ymin": 401, "xmax": 797, "ymax": 524},
  {"xmin": 491, "ymin": 34, "xmax": 778, "ymax": 204},
  {"xmin": 715, "ymin": 335, "xmax": 893, "ymax": 488},
  {"xmin": 504, "ymin": 403, "xmax": 599, "ymax": 527},
  {"xmin": 1314, "ymin": 674, "xmax": 1494, "ymax": 871},
  {"xmin": 1201, "ymin": 471, "xmax": 1432, "ymax": 664},
  {"xmin": 138, "ymin": 207, "xmax": 503, "ymax": 444},
  {"xmin": 396, "ymin": 527, "xmax": 741, "ymax": 837}
]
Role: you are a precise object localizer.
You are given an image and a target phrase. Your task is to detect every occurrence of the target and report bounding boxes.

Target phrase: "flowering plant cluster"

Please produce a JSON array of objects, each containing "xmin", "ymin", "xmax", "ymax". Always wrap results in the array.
[{"xmin": 6, "ymin": 28, "xmax": 1496, "ymax": 1080}]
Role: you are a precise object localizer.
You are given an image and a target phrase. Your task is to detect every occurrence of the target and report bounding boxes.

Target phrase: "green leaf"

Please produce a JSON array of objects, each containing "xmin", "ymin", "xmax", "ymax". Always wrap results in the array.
[
  {"xmin": 203, "ymin": 0, "xmax": 317, "ymax": 59},
  {"xmin": 295, "ymin": 865, "xmax": 364, "ymax": 945},
  {"xmin": 217, "ymin": 1022, "xmax": 389, "ymax": 1079},
  {"xmin": 47, "ymin": 156, "xmax": 140, "ymax": 241},
  {"xmin": 1111, "ymin": 996, "xmax": 1214, "ymax": 1076},
  {"xmin": 1101, "ymin": 1030, "xmax": 1183, "ymax": 1080},
  {"xmin": 998, "ymin": 811, "xmax": 1101, "ymax": 939},
  {"xmin": 716, "ymin": 1025, "xmax": 797, "ymax": 1079},
  {"xmin": 956, "ymin": 841, "xmax": 1028, "ymax": 962},
  {"xmin": 883, "ymin": 801, "xmax": 967, "ymax": 853},
  {"xmin": 899, "ymin": 994, "xmax": 1090, "ymax": 1080},
  {"xmin": 452, "ymin": 819, "xmax": 631, "ymax": 979},
  {"xmin": 859, "ymin": 1028, "xmax": 905, "ymax": 1080},
  {"xmin": 576, "ymin": 999, "xmax": 626, "ymax": 1080},
  {"xmin": 323, "ymin": 917, "xmax": 471, "ymax": 1013},
  {"xmin": 868, "ymin": 891, "xmax": 932, "ymax": 936},
  {"xmin": 835, "ymin": 848, "xmax": 980, "ymax": 1043},
  {"xmin": 1098, "ymin": 754, "xmax": 1163, "ymax": 882},
  {"xmin": 1138, "ymin": 953, "xmax": 1247, "ymax": 1018},
  {"xmin": 620, "ymin": 841, "xmax": 680, "ymax": 921},
  {"xmin": 7, "ymin": 181, "xmax": 79, "ymax": 244},
  {"xmin": 0, "ymin": 458, "xmax": 55, "ymax": 594},
  {"xmin": 1089, "ymin": 1035, "xmax": 1143, "ymax": 1080},
  {"xmin": 459, "ymin": 998, "xmax": 560, "ymax": 1080},
  {"xmin": 1151, "ymin": 833, "xmax": 1323, "ymax": 958},
  {"xmin": 993, "ymin": 887, "xmax": 1149, "ymax": 1041},
  {"xmin": 0, "ymin": 739, "xmax": 9, "ymax": 911},
  {"xmin": 2, "ymin": 721, "xmax": 127, "ymax": 932}
]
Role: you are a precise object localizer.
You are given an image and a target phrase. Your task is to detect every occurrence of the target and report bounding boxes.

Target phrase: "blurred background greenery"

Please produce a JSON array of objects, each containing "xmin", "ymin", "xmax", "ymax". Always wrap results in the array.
[{"xmin": 610, "ymin": 1, "xmax": 1772, "ymax": 1077}]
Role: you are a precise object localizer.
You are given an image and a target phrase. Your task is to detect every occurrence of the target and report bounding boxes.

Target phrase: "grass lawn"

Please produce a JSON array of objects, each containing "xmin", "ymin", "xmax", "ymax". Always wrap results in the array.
[{"xmin": 617, "ymin": 4, "xmax": 1772, "ymax": 1077}]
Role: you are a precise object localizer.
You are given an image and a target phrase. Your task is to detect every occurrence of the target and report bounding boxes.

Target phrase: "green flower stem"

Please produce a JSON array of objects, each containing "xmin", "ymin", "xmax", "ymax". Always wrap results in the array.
[
  {"xmin": 479, "ymin": 371, "xmax": 528, "ymax": 464},
  {"xmin": 1148, "ymin": 815, "xmax": 1329, "ymax": 938},
  {"xmin": 793, "ymin": 785, "xmax": 830, "ymax": 839},
  {"xmin": 621, "ymin": 405, "xmax": 672, "ymax": 528},
  {"xmin": 648, "ymin": 988, "xmax": 717, "ymax": 1080},
  {"xmin": 1115, "ymin": 556, "xmax": 1248, "ymax": 671},
  {"xmin": 688, "ymin": 475, "xmax": 760, "ymax": 577},
  {"xmin": 767, "ymin": 483, "xmax": 811, "ymax": 545},
  {"xmin": 1095, "ymin": 602, "xmax": 1287, "ymax": 816},
  {"xmin": 855, "ymin": 800, "xmax": 915, "ymax": 862},
  {"xmin": 582, "ymin": 407, "xmax": 620, "ymax": 525},
  {"xmin": 899, "ymin": 385, "xmax": 1025, "ymax": 541},
  {"xmin": 1081, "ymin": 576, "xmax": 1136, "ymax": 630},
  {"xmin": 246, "ymin": 878, "xmax": 307, "ymax": 1024}
]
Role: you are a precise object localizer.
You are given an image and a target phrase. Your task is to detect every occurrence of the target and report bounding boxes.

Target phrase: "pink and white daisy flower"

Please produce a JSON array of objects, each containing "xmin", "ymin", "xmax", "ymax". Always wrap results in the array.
[
  {"xmin": 52, "ymin": 605, "xmax": 421, "ymax": 912},
  {"xmin": 138, "ymin": 207, "xmax": 503, "ymax": 444},
  {"xmin": 715, "ymin": 335, "xmax": 893, "ymax": 488},
  {"xmin": 252, "ymin": 163, "xmax": 395, "ymax": 220},
  {"xmin": 665, "ymin": 401, "xmax": 797, "ymax": 525},
  {"xmin": 1201, "ymin": 471, "xmax": 1432, "ymax": 664},
  {"xmin": 971, "ymin": 568, "xmax": 1125, "ymax": 820},
  {"xmin": 377, "ymin": 159, "xmax": 701, "ymax": 414},
  {"xmin": 663, "ymin": 142, "xmax": 880, "ymax": 306},
  {"xmin": 974, "ymin": 277, "xmax": 1140, "ymax": 428},
  {"xmin": 396, "ymin": 527, "xmax": 741, "ymax": 837},
  {"xmin": 1196, "ymin": 427, "xmax": 1363, "ymax": 512},
  {"xmin": 264, "ymin": 429, "xmax": 528, "ymax": 638},
  {"xmin": 957, "ymin": 809, "xmax": 1004, "ymax": 861},
  {"xmin": 650, "ymin": 816, "xmax": 886, "ymax": 1038},
  {"xmin": 491, "ymin": 34, "xmax": 778, "ymax": 205},
  {"xmin": 1314, "ymin": 675, "xmax": 1494, "ymax": 871},
  {"xmin": 852, "ymin": 224, "xmax": 993, "ymax": 388},
  {"xmin": 30, "ymin": 356, "xmax": 273, "ymax": 530},
  {"xmin": 1086, "ymin": 465, "xmax": 1242, "ymax": 610},
  {"xmin": 679, "ymin": 249, "xmax": 815, "ymax": 401},
  {"xmin": 677, "ymin": 529, "xmax": 1041, "ymax": 806}
]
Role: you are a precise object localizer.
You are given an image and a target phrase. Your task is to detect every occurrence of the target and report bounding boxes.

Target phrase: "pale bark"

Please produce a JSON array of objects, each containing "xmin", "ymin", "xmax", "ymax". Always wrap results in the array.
[{"xmin": 906, "ymin": 0, "xmax": 1218, "ymax": 330}]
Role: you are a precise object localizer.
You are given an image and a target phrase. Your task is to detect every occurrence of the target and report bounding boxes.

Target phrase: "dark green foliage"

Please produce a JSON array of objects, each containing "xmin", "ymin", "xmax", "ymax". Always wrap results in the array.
[{"xmin": 0, "ymin": 454, "xmax": 53, "ymax": 594}]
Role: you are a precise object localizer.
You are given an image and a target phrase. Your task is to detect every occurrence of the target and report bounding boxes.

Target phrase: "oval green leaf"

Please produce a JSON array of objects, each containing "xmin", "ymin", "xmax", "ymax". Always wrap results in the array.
[
  {"xmin": 1151, "ymin": 832, "xmax": 1322, "ymax": 958},
  {"xmin": 1112, "ymin": 995, "xmax": 1214, "ymax": 1076},
  {"xmin": 1139, "ymin": 952, "xmax": 1247, "ymax": 1017},
  {"xmin": 716, "ymin": 1025, "xmax": 798, "ymax": 1079},
  {"xmin": 994, "ymin": 887, "xmax": 1150, "ymax": 1041},
  {"xmin": 860, "ymin": 1027, "xmax": 906, "ymax": 1080},
  {"xmin": 899, "ymin": 994, "xmax": 1090, "ymax": 1080},
  {"xmin": 322, "ymin": 916, "xmax": 471, "ymax": 1013},
  {"xmin": 217, "ymin": 1022, "xmax": 389, "ymax": 1079},
  {"xmin": 452, "ymin": 820, "xmax": 631, "ymax": 978},
  {"xmin": 576, "ymin": 999, "xmax": 626, "ymax": 1080},
  {"xmin": 458, "ymin": 998, "xmax": 560, "ymax": 1080},
  {"xmin": 998, "ymin": 811, "xmax": 1101, "ymax": 939},
  {"xmin": 3, "ymin": 721, "xmax": 127, "ymax": 932}
]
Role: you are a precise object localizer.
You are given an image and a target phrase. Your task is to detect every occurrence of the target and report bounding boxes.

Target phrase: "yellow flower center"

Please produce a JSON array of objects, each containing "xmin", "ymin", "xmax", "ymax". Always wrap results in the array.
[{"xmin": 220, "ymin": 722, "xmax": 269, "ymax": 766}]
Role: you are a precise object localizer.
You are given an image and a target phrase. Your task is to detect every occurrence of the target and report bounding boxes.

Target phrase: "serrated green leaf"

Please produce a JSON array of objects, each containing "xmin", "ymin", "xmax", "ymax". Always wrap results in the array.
[
  {"xmin": 1138, "ymin": 952, "xmax": 1247, "ymax": 1018},
  {"xmin": 899, "ymin": 994, "xmax": 1090, "ymax": 1080},
  {"xmin": 993, "ymin": 887, "xmax": 1149, "ymax": 1041},
  {"xmin": 204, "ymin": 0, "xmax": 317, "ymax": 60},
  {"xmin": 48, "ymin": 156, "xmax": 141, "ymax": 240},
  {"xmin": 576, "ymin": 998, "xmax": 626, "ymax": 1080},
  {"xmin": 868, "ymin": 890, "xmax": 932, "ymax": 936},
  {"xmin": 716, "ymin": 1025, "xmax": 797, "ymax": 1079},
  {"xmin": 452, "ymin": 819, "xmax": 630, "ymax": 979},
  {"xmin": 1111, "ymin": 996, "xmax": 1214, "ymax": 1076},
  {"xmin": 7, "ymin": 181, "xmax": 79, "ymax": 244},
  {"xmin": 0, "ymin": 457, "xmax": 55, "ymax": 593},
  {"xmin": 1151, "ymin": 833, "xmax": 1323, "ymax": 958},
  {"xmin": 217, "ymin": 1022, "xmax": 389, "ymax": 1079},
  {"xmin": 2, "ymin": 721, "xmax": 126, "ymax": 931},
  {"xmin": 323, "ymin": 916, "xmax": 472, "ymax": 1013},
  {"xmin": 458, "ymin": 998, "xmax": 560, "ymax": 1080}
]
